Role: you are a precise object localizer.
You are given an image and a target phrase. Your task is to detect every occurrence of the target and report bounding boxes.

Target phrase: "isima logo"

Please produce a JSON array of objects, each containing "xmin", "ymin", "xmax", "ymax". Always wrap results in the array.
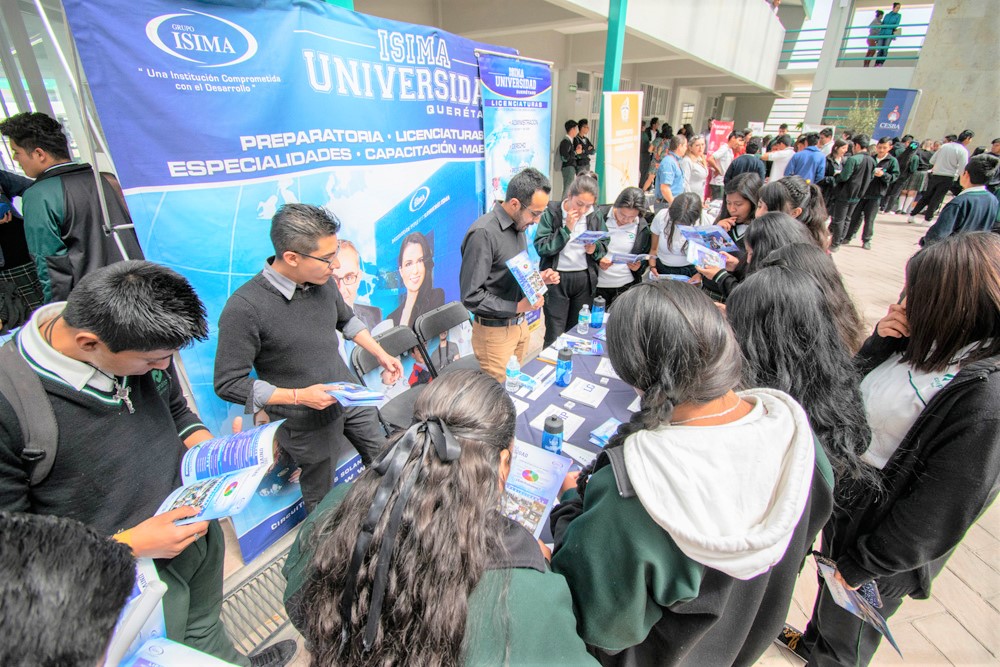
[
  {"xmin": 409, "ymin": 186, "xmax": 430, "ymax": 212},
  {"xmin": 145, "ymin": 10, "xmax": 257, "ymax": 68}
]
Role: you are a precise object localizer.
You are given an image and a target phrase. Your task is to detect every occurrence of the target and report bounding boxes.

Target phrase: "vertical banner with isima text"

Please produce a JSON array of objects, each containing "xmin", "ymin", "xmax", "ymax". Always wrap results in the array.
[
  {"xmin": 601, "ymin": 91, "xmax": 642, "ymax": 197},
  {"xmin": 477, "ymin": 52, "xmax": 553, "ymax": 208}
]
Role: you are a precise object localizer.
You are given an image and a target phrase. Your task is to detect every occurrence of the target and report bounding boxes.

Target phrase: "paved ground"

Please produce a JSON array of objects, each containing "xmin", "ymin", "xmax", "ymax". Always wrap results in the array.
[
  {"xmin": 758, "ymin": 211, "xmax": 1000, "ymax": 667},
  {"xmin": 239, "ymin": 211, "xmax": 1000, "ymax": 666}
]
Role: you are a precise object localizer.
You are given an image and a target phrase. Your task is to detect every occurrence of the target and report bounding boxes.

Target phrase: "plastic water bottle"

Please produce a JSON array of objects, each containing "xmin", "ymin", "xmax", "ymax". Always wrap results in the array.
[
  {"xmin": 542, "ymin": 416, "xmax": 564, "ymax": 454},
  {"xmin": 577, "ymin": 305, "xmax": 591, "ymax": 334},
  {"xmin": 555, "ymin": 347, "xmax": 573, "ymax": 387},
  {"xmin": 591, "ymin": 296, "xmax": 606, "ymax": 328},
  {"xmin": 504, "ymin": 355, "xmax": 521, "ymax": 392}
]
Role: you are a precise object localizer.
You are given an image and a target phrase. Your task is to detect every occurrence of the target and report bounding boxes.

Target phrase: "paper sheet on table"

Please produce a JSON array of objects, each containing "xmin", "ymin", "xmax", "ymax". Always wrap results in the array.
[
  {"xmin": 628, "ymin": 394, "xmax": 641, "ymax": 412},
  {"xmin": 511, "ymin": 397, "xmax": 529, "ymax": 416},
  {"xmin": 595, "ymin": 357, "xmax": 620, "ymax": 380},
  {"xmin": 529, "ymin": 407, "xmax": 586, "ymax": 441},
  {"xmin": 561, "ymin": 442, "xmax": 597, "ymax": 466},
  {"xmin": 559, "ymin": 378, "xmax": 609, "ymax": 408}
]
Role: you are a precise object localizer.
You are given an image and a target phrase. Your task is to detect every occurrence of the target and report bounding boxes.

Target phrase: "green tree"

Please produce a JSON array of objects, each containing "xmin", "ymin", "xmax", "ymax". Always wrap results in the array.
[{"xmin": 842, "ymin": 96, "xmax": 881, "ymax": 137}]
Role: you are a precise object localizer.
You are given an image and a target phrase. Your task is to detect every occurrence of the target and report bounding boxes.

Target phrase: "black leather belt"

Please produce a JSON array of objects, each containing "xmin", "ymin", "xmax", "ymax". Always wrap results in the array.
[{"xmin": 473, "ymin": 314, "xmax": 525, "ymax": 327}]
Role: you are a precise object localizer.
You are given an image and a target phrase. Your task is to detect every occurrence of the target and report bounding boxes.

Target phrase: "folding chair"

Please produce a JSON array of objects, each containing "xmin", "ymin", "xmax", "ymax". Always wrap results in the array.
[
  {"xmin": 412, "ymin": 301, "xmax": 481, "ymax": 377},
  {"xmin": 351, "ymin": 325, "xmax": 426, "ymax": 431}
]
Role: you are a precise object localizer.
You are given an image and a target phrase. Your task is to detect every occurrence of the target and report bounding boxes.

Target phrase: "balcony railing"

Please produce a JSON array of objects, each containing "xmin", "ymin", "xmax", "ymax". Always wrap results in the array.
[{"xmin": 779, "ymin": 22, "xmax": 929, "ymax": 69}]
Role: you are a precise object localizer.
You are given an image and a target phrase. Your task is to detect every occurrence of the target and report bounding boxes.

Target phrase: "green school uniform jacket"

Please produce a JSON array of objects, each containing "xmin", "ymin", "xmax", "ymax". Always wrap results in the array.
[{"xmin": 282, "ymin": 482, "xmax": 598, "ymax": 666}]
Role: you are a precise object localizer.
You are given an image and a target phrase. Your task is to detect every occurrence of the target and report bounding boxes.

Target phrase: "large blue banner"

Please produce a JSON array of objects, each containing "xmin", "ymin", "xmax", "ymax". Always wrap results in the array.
[
  {"xmin": 874, "ymin": 88, "xmax": 920, "ymax": 141},
  {"xmin": 477, "ymin": 53, "xmax": 552, "ymax": 207},
  {"xmin": 61, "ymin": 0, "xmax": 515, "ymax": 433}
]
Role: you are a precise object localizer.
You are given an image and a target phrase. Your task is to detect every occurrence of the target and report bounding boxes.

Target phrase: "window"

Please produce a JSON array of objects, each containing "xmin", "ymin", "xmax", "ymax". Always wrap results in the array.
[
  {"xmin": 576, "ymin": 71, "xmax": 590, "ymax": 92},
  {"xmin": 680, "ymin": 103, "xmax": 695, "ymax": 126}
]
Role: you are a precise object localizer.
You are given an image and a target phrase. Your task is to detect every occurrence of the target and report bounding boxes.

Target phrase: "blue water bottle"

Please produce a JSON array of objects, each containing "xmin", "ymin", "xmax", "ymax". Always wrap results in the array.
[
  {"xmin": 542, "ymin": 415, "xmax": 564, "ymax": 454},
  {"xmin": 591, "ymin": 295, "xmax": 606, "ymax": 328},
  {"xmin": 555, "ymin": 347, "xmax": 573, "ymax": 387}
]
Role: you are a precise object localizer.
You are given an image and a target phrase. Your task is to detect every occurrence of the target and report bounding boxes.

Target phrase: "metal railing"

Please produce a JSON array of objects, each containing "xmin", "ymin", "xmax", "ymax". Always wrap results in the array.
[{"xmin": 779, "ymin": 22, "xmax": 929, "ymax": 69}]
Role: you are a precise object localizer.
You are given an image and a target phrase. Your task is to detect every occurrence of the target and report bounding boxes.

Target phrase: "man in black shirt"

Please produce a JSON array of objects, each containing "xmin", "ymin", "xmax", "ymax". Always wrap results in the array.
[
  {"xmin": 574, "ymin": 118, "xmax": 596, "ymax": 173},
  {"xmin": 559, "ymin": 120, "xmax": 581, "ymax": 197},
  {"xmin": 460, "ymin": 168, "xmax": 559, "ymax": 382}
]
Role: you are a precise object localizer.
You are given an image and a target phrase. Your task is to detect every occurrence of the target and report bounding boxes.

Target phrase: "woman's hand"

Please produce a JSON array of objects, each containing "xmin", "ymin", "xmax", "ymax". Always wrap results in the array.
[
  {"xmin": 560, "ymin": 471, "xmax": 580, "ymax": 495},
  {"xmin": 584, "ymin": 243, "xmax": 596, "ymax": 255},
  {"xmin": 626, "ymin": 260, "xmax": 641, "ymax": 272},
  {"xmin": 539, "ymin": 269, "xmax": 560, "ymax": 285},
  {"xmin": 717, "ymin": 216, "xmax": 737, "ymax": 231},
  {"xmin": 599, "ymin": 257, "xmax": 612, "ymax": 270},
  {"xmin": 537, "ymin": 539, "xmax": 552, "ymax": 562},
  {"xmin": 695, "ymin": 264, "xmax": 722, "ymax": 280},
  {"xmin": 720, "ymin": 251, "xmax": 740, "ymax": 272},
  {"xmin": 876, "ymin": 303, "xmax": 909, "ymax": 338}
]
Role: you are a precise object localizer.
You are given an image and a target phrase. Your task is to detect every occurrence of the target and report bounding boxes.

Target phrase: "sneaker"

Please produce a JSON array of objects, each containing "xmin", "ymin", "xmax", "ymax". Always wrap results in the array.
[
  {"xmin": 249, "ymin": 639, "xmax": 297, "ymax": 667},
  {"xmin": 907, "ymin": 216, "xmax": 916, "ymax": 224},
  {"xmin": 775, "ymin": 623, "xmax": 810, "ymax": 662},
  {"xmin": 894, "ymin": 209, "xmax": 905, "ymax": 215},
  {"xmin": 862, "ymin": 241, "xmax": 872, "ymax": 250}
]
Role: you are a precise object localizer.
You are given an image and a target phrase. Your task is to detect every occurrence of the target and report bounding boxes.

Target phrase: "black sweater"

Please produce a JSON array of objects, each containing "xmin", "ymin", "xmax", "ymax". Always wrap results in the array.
[{"xmin": 830, "ymin": 333, "xmax": 1000, "ymax": 599}]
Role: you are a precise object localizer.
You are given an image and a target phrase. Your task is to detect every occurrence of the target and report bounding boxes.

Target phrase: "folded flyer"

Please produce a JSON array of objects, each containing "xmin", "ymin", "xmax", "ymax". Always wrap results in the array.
[
  {"xmin": 814, "ymin": 554, "xmax": 902, "ymax": 657},
  {"xmin": 505, "ymin": 250, "xmax": 547, "ymax": 306},
  {"xmin": 503, "ymin": 440, "xmax": 573, "ymax": 539},
  {"xmin": 156, "ymin": 421, "xmax": 283, "ymax": 525},
  {"xmin": 326, "ymin": 382, "xmax": 386, "ymax": 407},
  {"xmin": 538, "ymin": 334, "xmax": 605, "ymax": 362},
  {"xmin": 686, "ymin": 243, "xmax": 724, "ymax": 271},
  {"xmin": 572, "ymin": 230, "xmax": 610, "ymax": 245},
  {"xmin": 677, "ymin": 224, "xmax": 739, "ymax": 253},
  {"xmin": 590, "ymin": 417, "xmax": 622, "ymax": 448},
  {"xmin": 610, "ymin": 252, "xmax": 651, "ymax": 264}
]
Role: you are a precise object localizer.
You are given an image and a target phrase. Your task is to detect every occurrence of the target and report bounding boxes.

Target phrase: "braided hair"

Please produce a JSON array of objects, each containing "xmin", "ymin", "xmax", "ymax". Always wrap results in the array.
[{"xmin": 577, "ymin": 281, "xmax": 743, "ymax": 495}]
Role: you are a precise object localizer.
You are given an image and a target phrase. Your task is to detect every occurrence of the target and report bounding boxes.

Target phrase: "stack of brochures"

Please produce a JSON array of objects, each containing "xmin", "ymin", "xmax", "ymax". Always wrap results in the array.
[
  {"xmin": 589, "ymin": 417, "xmax": 622, "ymax": 448},
  {"xmin": 326, "ymin": 382, "xmax": 386, "ymax": 407},
  {"xmin": 539, "ymin": 334, "xmax": 604, "ymax": 362}
]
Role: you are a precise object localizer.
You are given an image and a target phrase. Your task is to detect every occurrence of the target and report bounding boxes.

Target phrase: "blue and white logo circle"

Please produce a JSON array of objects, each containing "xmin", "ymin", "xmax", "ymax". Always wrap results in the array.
[
  {"xmin": 409, "ymin": 186, "xmax": 431, "ymax": 213},
  {"xmin": 146, "ymin": 10, "xmax": 257, "ymax": 68}
]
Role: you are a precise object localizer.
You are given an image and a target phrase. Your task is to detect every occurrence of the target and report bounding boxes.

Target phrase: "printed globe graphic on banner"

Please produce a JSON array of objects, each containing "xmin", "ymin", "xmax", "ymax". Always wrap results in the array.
[
  {"xmin": 223, "ymin": 481, "xmax": 239, "ymax": 496},
  {"xmin": 521, "ymin": 469, "xmax": 540, "ymax": 483}
]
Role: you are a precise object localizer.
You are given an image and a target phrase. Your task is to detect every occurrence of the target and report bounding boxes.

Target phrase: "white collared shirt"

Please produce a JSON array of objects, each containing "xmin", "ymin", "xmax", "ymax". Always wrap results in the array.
[
  {"xmin": 19, "ymin": 302, "xmax": 116, "ymax": 393},
  {"xmin": 556, "ymin": 202, "xmax": 592, "ymax": 272}
]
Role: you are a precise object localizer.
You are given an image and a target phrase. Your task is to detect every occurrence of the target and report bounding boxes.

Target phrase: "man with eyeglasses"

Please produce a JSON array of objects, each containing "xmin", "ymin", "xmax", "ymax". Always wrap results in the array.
[
  {"xmin": 460, "ymin": 167, "xmax": 560, "ymax": 382},
  {"xmin": 332, "ymin": 239, "xmax": 383, "ymax": 330},
  {"xmin": 215, "ymin": 203, "xmax": 403, "ymax": 512}
]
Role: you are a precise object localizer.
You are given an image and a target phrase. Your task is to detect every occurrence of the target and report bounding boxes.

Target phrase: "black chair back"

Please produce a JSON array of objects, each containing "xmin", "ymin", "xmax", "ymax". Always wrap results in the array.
[
  {"xmin": 412, "ymin": 302, "xmax": 479, "ymax": 377},
  {"xmin": 350, "ymin": 325, "xmax": 421, "ymax": 383}
]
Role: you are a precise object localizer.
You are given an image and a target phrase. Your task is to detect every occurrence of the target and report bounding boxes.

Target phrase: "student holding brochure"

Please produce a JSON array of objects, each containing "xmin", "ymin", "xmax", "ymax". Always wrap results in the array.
[
  {"xmin": 0, "ymin": 262, "xmax": 284, "ymax": 666},
  {"xmin": 283, "ymin": 370, "xmax": 597, "ymax": 666},
  {"xmin": 595, "ymin": 187, "xmax": 651, "ymax": 308},
  {"xmin": 534, "ymin": 172, "xmax": 609, "ymax": 348},
  {"xmin": 550, "ymin": 281, "xmax": 833, "ymax": 666}
]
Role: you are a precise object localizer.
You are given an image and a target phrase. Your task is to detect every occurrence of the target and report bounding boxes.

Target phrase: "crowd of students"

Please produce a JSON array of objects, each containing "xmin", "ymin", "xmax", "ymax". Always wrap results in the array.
[{"xmin": 2, "ymin": 107, "xmax": 1000, "ymax": 667}]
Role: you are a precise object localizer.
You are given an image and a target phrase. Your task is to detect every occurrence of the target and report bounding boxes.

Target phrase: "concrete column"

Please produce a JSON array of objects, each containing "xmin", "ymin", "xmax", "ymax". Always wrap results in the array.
[
  {"xmin": 905, "ymin": 0, "xmax": 1000, "ymax": 142},
  {"xmin": 803, "ymin": 0, "xmax": 853, "ymax": 125}
]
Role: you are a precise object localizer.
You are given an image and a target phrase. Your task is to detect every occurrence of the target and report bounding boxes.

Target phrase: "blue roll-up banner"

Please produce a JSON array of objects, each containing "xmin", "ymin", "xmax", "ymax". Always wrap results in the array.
[
  {"xmin": 60, "ymin": 0, "xmax": 525, "ymax": 557},
  {"xmin": 874, "ymin": 88, "xmax": 920, "ymax": 140},
  {"xmin": 477, "ymin": 52, "xmax": 553, "ymax": 206}
]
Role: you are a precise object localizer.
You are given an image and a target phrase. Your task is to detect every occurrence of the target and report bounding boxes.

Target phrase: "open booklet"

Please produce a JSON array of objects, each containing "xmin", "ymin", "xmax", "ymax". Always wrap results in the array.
[
  {"xmin": 503, "ymin": 440, "xmax": 573, "ymax": 539},
  {"xmin": 155, "ymin": 421, "xmax": 283, "ymax": 526},
  {"xmin": 506, "ymin": 250, "xmax": 547, "ymax": 306},
  {"xmin": 677, "ymin": 224, "xmax": 739, "ymax": 253},
  {"xmin": 813, "ymin": 553, "xmax": 902, "ymax": 657}
]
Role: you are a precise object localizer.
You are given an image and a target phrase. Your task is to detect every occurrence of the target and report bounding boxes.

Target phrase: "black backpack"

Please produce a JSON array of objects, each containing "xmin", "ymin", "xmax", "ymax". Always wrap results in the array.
[{"xmin": 0, "ymin": 341, "xmax": 59, "ymax": 485}]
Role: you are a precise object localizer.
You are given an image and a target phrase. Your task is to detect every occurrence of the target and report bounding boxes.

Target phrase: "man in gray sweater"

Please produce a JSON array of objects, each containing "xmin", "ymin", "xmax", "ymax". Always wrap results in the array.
[{"xmin": 214, "ymin": 204, "xmax": 403, "ymax": 511}]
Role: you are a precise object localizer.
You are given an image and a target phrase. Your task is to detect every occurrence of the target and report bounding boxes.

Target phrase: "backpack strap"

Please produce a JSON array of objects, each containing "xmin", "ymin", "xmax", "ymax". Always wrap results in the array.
[
  {"xmin": 590, "ymin": 447, "xmax": 636, "ymax": 499},
  {"xmin": 0, "ymin": 341, "xmax": 59, "ymax": 486}
]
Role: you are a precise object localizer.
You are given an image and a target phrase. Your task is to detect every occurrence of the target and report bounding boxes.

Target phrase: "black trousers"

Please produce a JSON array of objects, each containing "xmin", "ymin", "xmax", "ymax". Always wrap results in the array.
[
  {"xmin": 596, "ymin": 280, "xmax": 638, "ymax": 310},
  {"xmin": 911, "ymin": 174, "xmax": 953, "ymax": 221},
  {"xmin": 829, "ymin": 199, "xmax": 860, "ymax": 247},
  {"xmin": 883, "ymin": 176, "xmax": 906, "ymax": 211},
  {"xmin": 543, "ymin": 269, "xmax": 593, "ymax": 348},
  {"xmin": 802, "ymin": 575, "xmax": 904, "ymax": 666},
  {"xmin": 845, "ymin": 198, "xmax": 880, "ymax": 243}
]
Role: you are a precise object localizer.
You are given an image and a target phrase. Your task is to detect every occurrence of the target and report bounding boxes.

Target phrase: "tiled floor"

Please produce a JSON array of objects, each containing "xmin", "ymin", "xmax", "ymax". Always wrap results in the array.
[
  {"xmin": 758, "ymin": 211, "xmax": 1000, "ymax": 667},
  {"xmin": 243, "ymin": 211, "xmax": 1000, "ymax": 666}
]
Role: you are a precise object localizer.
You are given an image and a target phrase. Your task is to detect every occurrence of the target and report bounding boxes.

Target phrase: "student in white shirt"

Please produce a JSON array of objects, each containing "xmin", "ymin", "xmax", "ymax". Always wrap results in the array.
[
  {"xmin": 762, "ymin": 135, "xmax": 795, "ymax": 181},
  {"xmin": 707, "ymin": 131, "xmax": 745, "ymax": 201},
  {"xmin": 648, "ymin": 192, "xmax": 704, "ymax": 279},
  {"xmin": 596, "ymin": 187, "xmax": 651, "ymax": 308},
  {"xmin": 681, "ymin": 136, "xmax": 710, "ymax": 200}
]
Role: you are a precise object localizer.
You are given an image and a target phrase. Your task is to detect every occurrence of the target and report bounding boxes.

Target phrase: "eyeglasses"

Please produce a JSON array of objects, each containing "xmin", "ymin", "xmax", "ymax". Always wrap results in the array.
[
  {"xmin": 296, "ymin": 241, "xmax": 341, "ymax": 268},
  {"xmin": 334, "ymin": 271, "xmax": 359, "ymax": 286}
]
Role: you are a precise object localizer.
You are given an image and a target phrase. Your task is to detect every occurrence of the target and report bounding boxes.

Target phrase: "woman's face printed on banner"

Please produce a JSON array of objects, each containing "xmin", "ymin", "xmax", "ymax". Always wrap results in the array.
[{"xmin": 399, "ymin": 241, "xmax": 427, "ymax": 294}]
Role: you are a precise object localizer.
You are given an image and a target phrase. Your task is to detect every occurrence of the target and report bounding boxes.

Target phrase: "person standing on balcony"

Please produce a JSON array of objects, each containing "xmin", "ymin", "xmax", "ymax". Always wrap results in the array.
[
  {"xmin": 876, "ymin": 3, "xmax": 902, "ymax": 67},
  {"xmin": 864, "ymin": 10, "xmax": 884, "ymax": 68}
]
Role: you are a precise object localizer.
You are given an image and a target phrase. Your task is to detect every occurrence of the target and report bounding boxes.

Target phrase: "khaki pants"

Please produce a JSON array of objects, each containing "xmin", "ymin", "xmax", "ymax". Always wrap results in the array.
[{"xmin": 472, "ymin": 319, "xmax": 530, "ymax": 382}]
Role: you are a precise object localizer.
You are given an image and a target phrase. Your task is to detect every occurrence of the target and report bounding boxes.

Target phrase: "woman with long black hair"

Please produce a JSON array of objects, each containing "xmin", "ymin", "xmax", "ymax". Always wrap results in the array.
[
  {"xmin": 283, "ymin": 370, "xmax": 596, "ymax": 666},
  {"xmin": 787, "ymin": 232, "xmax": 1000, "ymax": 665},
  {"xmin": 551, "ymin": 281, "xmax": 833, "ymax": 666},
  {"xmin": 727, "ymin": 265, "xmax": 875, "ymax": 495}
]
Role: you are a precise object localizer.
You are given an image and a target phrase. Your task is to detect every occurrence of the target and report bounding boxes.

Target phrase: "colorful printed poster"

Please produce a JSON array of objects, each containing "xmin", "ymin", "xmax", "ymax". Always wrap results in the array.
[
  {"xmin": 503, "ymin": 440, "xmax": 573, "ymax": 539},
  {"xmin": 601, "ymin": 91, "xmax": 642, "ymax": 195},
  {"xmin": 477, "ymin": 52, "xmax": 553, "ymax": 207},
  {"xmin": 60, "ymin": 0, "xmax": 516, "ymax": 433},
  {"xmin": 707, "ymin": 120, "xmax": 736, "ymax": 157}
]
